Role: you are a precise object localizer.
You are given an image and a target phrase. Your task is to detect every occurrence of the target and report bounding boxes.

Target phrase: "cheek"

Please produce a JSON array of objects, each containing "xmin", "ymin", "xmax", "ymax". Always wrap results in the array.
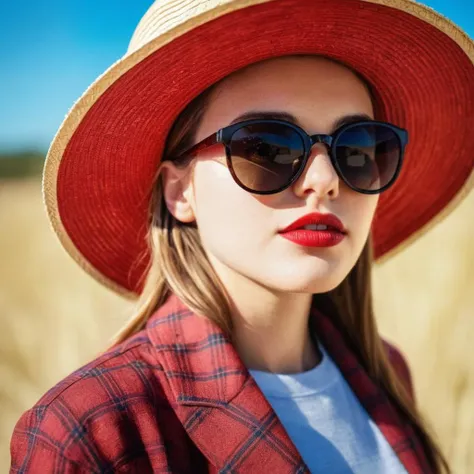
[
  {"xmin": 190, "ymin": 159, "xmax": 271, "ymax": 252},
  {"xmin": 347, "ymin": 192, "xmax": 379, "ymax": 238}
]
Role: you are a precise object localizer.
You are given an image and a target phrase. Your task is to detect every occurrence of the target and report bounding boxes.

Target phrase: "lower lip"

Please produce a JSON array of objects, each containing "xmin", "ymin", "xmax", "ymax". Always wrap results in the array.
[{"xmin": 279, "ymin": 229, "xmax": 345, "ymax": 247}]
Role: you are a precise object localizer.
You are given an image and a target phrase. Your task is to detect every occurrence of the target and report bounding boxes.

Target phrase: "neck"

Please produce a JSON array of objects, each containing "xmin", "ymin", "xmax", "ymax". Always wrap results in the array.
[{"xmin": 214, "ymin": 265, "xmax": 320, "ymax": 374}]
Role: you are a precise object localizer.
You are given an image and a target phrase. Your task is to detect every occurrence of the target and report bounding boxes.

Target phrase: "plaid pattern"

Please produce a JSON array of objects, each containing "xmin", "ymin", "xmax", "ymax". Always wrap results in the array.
[{"xmin": 11, "ymin": 294, "xmax": 431, "ymax": 473}]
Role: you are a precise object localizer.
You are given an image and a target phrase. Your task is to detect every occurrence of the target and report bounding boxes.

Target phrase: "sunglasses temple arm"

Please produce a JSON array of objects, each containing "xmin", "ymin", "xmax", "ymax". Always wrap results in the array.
[{"xmin": 177, "ymin": 133, "xmax": 221, "ymax": 161}]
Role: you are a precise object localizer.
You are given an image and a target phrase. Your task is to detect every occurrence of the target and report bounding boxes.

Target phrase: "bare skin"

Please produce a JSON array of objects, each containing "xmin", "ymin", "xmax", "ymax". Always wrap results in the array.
[{"xmin": 161, "ymin": 56, "xmax": 378, "ymax": 374}]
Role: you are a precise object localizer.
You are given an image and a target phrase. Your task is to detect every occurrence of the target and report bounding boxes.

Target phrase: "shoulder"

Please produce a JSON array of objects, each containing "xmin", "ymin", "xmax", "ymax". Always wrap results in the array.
[
  {"xmin": 382, "ymin": 339, "xmax": 415, "ymax": 400},
  {"xmin": 31, "ymin": 331, "xmax": 167, "ymax": 411},
  {"xmin": 10, "ymin": 332, "xmax": 172, "ymax": 472}
]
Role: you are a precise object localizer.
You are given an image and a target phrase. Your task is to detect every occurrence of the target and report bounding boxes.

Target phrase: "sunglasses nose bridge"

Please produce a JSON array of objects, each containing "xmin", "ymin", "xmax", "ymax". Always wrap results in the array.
[{"xmin": 309, "ymin": 134, "xmax": 332, "ymax": 153}]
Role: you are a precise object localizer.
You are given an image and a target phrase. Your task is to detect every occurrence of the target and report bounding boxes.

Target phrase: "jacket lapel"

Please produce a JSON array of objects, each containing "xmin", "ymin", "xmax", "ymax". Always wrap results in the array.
[
  {"xmin": 310, "ymin": 305, "xmax": 432, "ymax": 474},
  {"xmin": 146, "ymin": 294, "xmax": 308, "ymax": 472},
  {"xmin": 146, "ymin": 293, "xmax": 430, "ymax": 474}
]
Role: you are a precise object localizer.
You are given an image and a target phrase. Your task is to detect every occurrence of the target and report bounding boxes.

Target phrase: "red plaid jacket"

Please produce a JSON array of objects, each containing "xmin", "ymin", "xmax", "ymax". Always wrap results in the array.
[{"xmin": 11, "ymin": 294, "xmax": 432, "ymax": 473}]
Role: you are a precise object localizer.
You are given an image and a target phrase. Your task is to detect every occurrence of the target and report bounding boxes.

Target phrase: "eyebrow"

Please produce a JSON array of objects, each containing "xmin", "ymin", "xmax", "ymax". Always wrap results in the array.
[{"xmin": 229, "ymin": 111, "xmax": 373, "ymax": 131}]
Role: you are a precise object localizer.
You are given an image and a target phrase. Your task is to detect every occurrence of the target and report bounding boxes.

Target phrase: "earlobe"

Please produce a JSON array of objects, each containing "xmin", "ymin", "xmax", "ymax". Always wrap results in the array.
[{"xmin": 159, "ymin": 161, "xmax": 196, "ymax": 223}]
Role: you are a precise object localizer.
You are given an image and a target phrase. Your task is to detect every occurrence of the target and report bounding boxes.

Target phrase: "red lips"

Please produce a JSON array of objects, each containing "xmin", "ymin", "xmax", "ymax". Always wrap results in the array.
[
  {"xmin": 280, "ymin": 212, "xmax": 346, "ymax": 233},
  {"xmin": 279, "ymin": 212, "xmax": 346, "ymax": 248}
]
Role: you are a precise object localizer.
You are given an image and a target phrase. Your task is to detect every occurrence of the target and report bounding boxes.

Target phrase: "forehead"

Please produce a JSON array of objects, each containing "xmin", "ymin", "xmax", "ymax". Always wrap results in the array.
[{"xmin": 201, "ymin": 56, "xmax": 374, "ymax": 135}]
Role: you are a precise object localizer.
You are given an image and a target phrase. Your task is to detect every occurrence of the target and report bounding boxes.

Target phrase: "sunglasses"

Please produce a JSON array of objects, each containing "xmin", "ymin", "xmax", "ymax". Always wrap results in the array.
[{"xmin": 178, "ymin": 118, "xmax": 408, "ymax": 195}]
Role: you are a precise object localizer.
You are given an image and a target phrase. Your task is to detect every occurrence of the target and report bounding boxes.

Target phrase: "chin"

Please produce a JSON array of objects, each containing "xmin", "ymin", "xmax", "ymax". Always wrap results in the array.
[
  {"xmin": 303, "ymin": 277, "xmax": 345, "ymax": 294},
  {"xmin": 263, "ymin": 267, "xmax": 348, "ymax": 295}
]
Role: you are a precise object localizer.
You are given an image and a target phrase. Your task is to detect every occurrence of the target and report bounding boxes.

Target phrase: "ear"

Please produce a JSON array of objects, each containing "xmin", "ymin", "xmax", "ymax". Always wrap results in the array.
[{"xmin": 159, "ymin": 161, "xmax": 196, "ymax": 223}]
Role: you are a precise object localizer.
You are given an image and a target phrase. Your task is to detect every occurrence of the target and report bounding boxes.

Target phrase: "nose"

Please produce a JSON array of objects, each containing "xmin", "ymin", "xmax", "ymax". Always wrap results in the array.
[{"xmin": 292, "ymin": 144, "xmax": 340, "ymax": 199}]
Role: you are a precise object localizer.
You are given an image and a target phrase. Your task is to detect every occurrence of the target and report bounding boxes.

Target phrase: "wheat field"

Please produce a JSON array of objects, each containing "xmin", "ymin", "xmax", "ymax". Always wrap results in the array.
[{"xmin": 1, "ymin": 177, "xmax": 473, "ymax": 473}]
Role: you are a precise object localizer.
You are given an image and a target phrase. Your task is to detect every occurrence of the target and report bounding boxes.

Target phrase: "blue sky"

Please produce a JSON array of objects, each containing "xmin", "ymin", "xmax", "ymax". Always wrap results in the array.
[{"xmin": 0, "ymin": 0, "xmax": 472, "ymax": 153}]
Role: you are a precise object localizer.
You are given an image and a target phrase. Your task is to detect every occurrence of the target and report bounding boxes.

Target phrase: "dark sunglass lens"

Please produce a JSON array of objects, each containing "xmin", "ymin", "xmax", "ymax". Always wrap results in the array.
[
  {"xmin": 335, "ymin": 124, "xmax": 401, "ymax": 191},
  {"xmin": 229, "ymin": 122, "xmax": 305, "ymax": 192}
]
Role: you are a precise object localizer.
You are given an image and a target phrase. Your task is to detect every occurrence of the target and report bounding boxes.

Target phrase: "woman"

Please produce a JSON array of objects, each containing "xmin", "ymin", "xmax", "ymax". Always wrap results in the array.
[{"xmin": 10, "ymin": 0, "xmax": 473, "ymax": 473}]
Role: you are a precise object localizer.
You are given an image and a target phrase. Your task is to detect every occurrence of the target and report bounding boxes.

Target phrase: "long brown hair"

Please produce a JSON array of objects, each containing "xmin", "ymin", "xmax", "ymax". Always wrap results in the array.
[{"xmin": 110, "ymin": 58, "xmax": 449, "ymax": 473}]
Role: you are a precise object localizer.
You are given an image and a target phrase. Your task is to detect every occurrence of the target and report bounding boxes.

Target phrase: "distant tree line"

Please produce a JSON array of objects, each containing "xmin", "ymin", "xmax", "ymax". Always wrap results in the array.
[{"xmin": 0, "ymin": 152, "xmax": 45, "ymax": 179}]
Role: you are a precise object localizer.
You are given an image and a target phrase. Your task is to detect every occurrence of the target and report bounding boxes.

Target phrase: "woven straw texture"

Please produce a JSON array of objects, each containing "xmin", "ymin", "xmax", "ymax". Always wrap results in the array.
[{"xmin": 42, "ymin": 0, "xmax": 474, "ymax": 297}]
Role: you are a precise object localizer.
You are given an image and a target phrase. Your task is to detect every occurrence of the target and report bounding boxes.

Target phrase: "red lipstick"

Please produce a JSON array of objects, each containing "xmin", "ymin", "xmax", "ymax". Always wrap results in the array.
[{"xmin": 279, "ymin": 212, "xmax": 346, "ymax": 248}]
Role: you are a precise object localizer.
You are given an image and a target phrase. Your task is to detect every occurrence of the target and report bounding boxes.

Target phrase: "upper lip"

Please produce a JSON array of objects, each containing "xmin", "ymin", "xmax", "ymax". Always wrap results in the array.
[{"xmin": 280, "ymin": 212, "xmax": 346, "ymax": 233}]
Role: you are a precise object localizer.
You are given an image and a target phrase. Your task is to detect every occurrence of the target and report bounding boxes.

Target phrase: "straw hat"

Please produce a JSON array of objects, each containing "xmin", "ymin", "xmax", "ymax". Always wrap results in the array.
[{"xmin": 43, "ymin": 0, "xmax": 474, "ymax": 298}]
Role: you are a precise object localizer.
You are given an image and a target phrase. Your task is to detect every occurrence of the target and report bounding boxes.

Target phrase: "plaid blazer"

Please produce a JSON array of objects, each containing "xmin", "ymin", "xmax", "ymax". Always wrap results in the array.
[{"xmin": 11, "ymin": 294, "xmax": 432, "ymax": 473}]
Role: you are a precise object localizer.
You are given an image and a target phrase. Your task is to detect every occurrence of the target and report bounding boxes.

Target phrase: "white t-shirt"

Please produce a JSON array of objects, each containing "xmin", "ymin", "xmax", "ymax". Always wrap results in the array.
[{"xmin": 249, "ymin": 343, "xmax": 408, "ymax": 474}]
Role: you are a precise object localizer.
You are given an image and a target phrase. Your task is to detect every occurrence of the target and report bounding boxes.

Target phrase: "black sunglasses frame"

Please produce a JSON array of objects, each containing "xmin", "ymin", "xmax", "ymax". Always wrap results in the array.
[{"xmin": 177, "ymin": 118, "xmax": 408, "ymax": 195}]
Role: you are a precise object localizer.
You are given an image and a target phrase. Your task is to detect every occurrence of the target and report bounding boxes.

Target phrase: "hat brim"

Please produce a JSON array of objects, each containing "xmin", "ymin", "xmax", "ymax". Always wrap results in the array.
[{"xmin": 43, "ymin": 0, "xmax": 474, "ymax": 297}]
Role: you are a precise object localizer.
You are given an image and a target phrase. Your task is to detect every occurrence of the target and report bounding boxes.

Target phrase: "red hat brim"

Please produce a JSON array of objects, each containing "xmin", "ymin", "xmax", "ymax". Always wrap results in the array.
[{"xmin": 45, "ymin": 0, "xmax": 474, "ymax": 296}]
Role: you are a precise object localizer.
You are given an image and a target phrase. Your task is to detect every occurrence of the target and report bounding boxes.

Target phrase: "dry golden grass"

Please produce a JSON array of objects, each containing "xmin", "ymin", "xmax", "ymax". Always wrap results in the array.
[{"xmin": 1, "ymin": 178, "xmax": 473, "ymax": 473}]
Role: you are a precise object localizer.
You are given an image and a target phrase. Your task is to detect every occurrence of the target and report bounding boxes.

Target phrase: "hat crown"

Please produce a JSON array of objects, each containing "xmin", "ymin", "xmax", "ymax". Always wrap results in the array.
[
  {"xmin": 127, "ymin": 0, "xmax": 237, "ymax": 54},
  {"xmin": 126, "ymin": 0, "xmax": 474, "ymax": 59},
  {"xmin": 44, "ymin": 0, "xmax": 474, "ymax": 296}
]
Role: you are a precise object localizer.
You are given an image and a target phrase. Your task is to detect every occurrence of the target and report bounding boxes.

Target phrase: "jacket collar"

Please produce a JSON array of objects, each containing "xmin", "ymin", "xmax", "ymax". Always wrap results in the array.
[
  {"xmin": 146, "ymin": 293, "xmax": 248, "ymax": 405},
  {"xmin": 146, "ymin": 293, "xmax": 432, "ymax": 474}
]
